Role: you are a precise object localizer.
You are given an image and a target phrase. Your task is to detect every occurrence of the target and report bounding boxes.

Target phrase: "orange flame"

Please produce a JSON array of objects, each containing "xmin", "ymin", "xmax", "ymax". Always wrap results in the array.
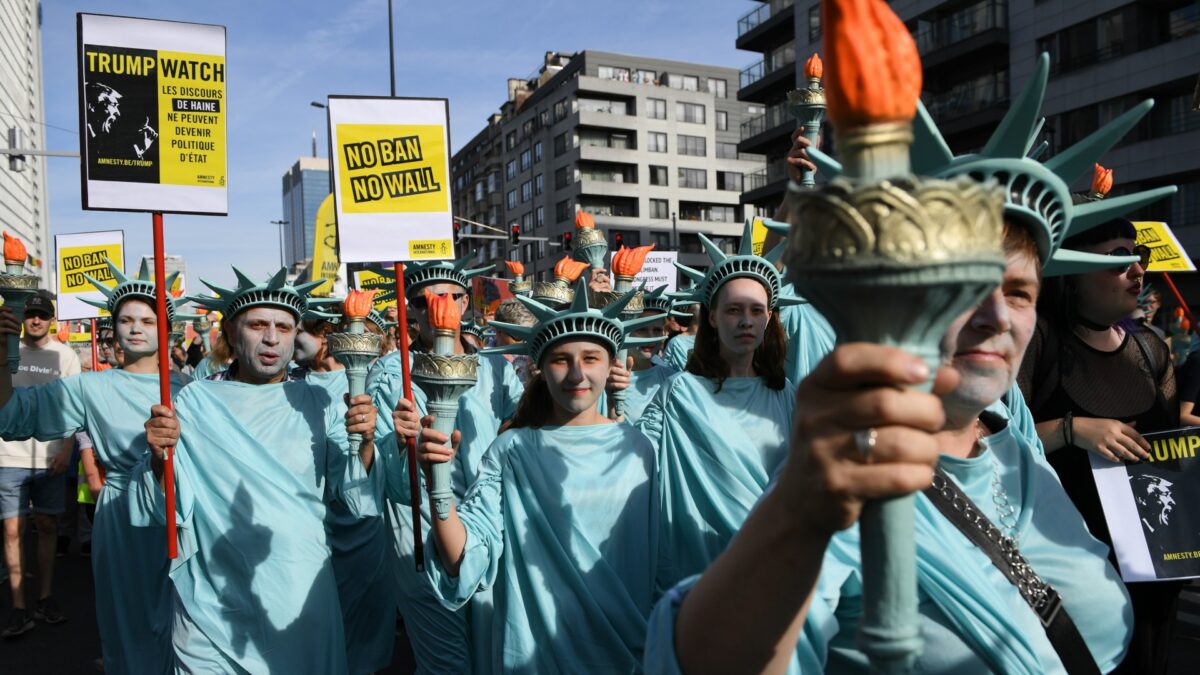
[
  {"xmin": 505, "ymin": 260, "xmax": 525, "ymax": 277},
  {"xmin": 3, "ymin": 233, "xmax": 27, "ymax": 264},
  {"xmin": 553, "ymin": 257, "xmax": 589, "ymax": 283},
  {"xmin": 824, "ymin": 0, "xmax": 922, "ymax": 129},
  {"xmin": 805, "ymin": 53, "xmax": 823, "ymax": 80},
  {"xmin": 612, "ymin": 244, "xmax": 656, "ymax": 277},
  {"xmin": 343, "ymin": 289, "xmax": 377, "ymax": 319},
  {"xmin": 424, "ymin": 289, "xmax": 461, "ymax": 331},
  {"xmin": 1092, "ymin": 163, "xmax": 1113, "ymax": 197},
  {"xmin": 574, "ymin": 211, "xmax": 595, "ymax": 230}
]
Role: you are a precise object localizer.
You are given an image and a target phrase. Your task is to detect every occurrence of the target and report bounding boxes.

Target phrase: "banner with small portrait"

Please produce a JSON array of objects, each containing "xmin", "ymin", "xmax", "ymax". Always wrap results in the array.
[
  {"xmin": 1092, "ymin": 426, "xmax": 1200, "ymax": 581},
  {"xmin": 77, "ymin": 13, "xmax": 227, "ymax": 214},
  {"xmin": 1134, "ymin": 221, "xmax": 1195, "ymax": 273},
  {"xmin": 54, "ymin": 230, "xmax": 125, "ymax": 320},
  {"xmin": 472, "ymin": 276, "xmax": 514, "ymax": 321},
  {"xmin": 310, "ymin": 194, "xmax": 339, "ymax": 296},
  {"xmin": 327, "ymin": 96, "xmax": 454, "ymax": 264}
]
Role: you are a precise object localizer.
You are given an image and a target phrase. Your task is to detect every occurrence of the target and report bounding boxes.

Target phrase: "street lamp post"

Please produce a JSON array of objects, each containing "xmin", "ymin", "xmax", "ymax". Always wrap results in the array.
[{"xmin": 269, "ymin": 220, "xmax": 288, "ymax": 269}]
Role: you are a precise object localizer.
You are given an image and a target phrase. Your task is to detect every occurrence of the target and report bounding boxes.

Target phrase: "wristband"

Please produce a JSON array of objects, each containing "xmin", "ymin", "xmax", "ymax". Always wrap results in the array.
[{"xmin": 1063, "ymin": 412, "xmax": 1074, "ymax": 447}]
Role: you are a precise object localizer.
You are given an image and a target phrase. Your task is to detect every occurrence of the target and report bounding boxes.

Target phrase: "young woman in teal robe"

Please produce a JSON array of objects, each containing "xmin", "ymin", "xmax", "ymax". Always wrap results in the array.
[
  {"xmin": 0, "ymin": 263, "xmax": 188, "ymax": 674},
  {"xmin": 414, "ymin": 286, "xmax": 666, "ymax": 673}
]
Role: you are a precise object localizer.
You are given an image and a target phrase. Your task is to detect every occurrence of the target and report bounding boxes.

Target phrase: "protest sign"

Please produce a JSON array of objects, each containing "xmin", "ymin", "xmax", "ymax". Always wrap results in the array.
[
  {"xmin": 750, "ymin": 217, "xmax": 770, "ymax": 257},
  {"xmin": 608, "ymin": 250, "xmax": 678, "ymax": 293},
  {"xmin": 76, "ymin": 14, "xmax": 227, "ymax": 215},
  {"xmin": 1092, "ymin": 426, "xmax": 1200, "ymax": 581},
  {"xmin": 472, "ymin": 276, "xmax": 514, "ymax": 320},
  {"xmin": 327, "ymin": 96, "xmax": 454, "ymax": 264},
  {"xmin": 310, "ymin": 194, "xmax": 339, "ymax": 296},
  {"xmin": 352, "ymin": 268, "xmax": 395, "ymax": 311},
  {"xmin": 54, "ymin": 230, "xmax": 124, "ymax": 320},
  {"xmin": 1134, "ymin": 221, "xmax": 1195, "ymax": 273}
]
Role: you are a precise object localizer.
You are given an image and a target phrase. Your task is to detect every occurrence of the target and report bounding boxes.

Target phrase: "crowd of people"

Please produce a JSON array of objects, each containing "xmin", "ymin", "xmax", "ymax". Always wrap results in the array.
[{"xmin": 0, "ymin": 6, "xmax": 1192, "ymax": 675}]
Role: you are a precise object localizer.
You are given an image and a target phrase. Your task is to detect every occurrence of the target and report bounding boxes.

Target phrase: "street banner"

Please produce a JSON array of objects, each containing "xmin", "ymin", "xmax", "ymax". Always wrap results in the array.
[
  {"xmin": 1092, "ymin": 426, "xmax": 1200, "ymax": 581},
  {"xmin": 352, "ymin": 268, "xmax": 395, "ymax": 311},
  {"xmin": 1134, "ymin": 221, "xmax": 1195, "ymax": 273},
  {"xmin": 310, "ymin": 194, "xmax": 339, "ymax": 296},
  {"xmin": 76, "ymin": 14, "xmax": 227, "ymax": 215},
  {"xmin": 472, "ymin": 276, "xmax": 514, "ymax": 320},
  {"xmin": 326, "ymin": 96, "xmax": 454, "ymax": 264},
  {"xmin": 54, "ymin": 230, "xmax": 124, "ymax": 320},
  {"xmin": 609, "ymin": 250, "xmax": 679, "ymax": 293}
]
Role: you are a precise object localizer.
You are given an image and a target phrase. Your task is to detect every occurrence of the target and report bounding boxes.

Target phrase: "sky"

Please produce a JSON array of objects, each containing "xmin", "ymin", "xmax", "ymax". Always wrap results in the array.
[{"xmin": 37, "ymin": 0, "xmax": 754, "ymax": 289}]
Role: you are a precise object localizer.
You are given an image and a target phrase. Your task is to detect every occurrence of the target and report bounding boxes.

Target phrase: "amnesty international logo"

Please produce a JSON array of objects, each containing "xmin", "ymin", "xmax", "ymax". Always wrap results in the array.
[{"xmin": 335, "ymin": 124, "xmax": 448, "ymax": 214}]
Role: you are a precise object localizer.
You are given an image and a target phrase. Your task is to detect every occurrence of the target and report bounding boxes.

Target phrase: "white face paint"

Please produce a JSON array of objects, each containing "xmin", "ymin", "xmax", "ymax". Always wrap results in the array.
[
  {"xmin": 115, "ymin": 299, "xmax": 158, "ymax": 360},
  {"xmin": 293, "ymin": 328, "xmax": 323, "ymax": 366},
  {"xmin": 230, "ymin": 307, "xmax": 297, "ymax": 383}
]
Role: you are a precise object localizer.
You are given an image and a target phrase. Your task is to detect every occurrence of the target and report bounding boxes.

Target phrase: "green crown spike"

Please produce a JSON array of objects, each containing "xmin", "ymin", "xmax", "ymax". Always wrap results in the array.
[
  {"xmin": 374, "ymin": 254, "xmax": 495, "ymax": 303},
  {"xmin": 485, "ymin": 281, "xmax": 661, "ymax": 364},
  {"xmin": 980, "ymin": 54, "xmax": 1050, "ymax": 160},
  {"xmin": 189, "ymin": 266, "xmax": 336, "ymax": 321},
  {"xmin": 79, "ymin": 257, "xmax": 194, "ymax": 322},
  {"xmin": 1023, "ymin": 118, "xmax": 1046, "ymax": 157},
  {"xmin": 674, "ymin": 220, "xmax": 804, "ymax": 310},
  {"xmin": 643, "ymin": 285, "xmax": 672, "ymax": 314},
  {"xmin": 1044, "ymin": 100, "xmax": 1155, "ymax": 186}
]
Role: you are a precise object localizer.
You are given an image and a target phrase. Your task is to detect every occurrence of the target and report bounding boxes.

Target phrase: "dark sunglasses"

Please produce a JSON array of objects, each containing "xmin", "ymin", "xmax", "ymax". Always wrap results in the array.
[
  {"xmin": 24, "ymin": 311, "xmax": 52, "ymax": 320},
  {"xmin": 1102, "ymin": 245, "xmax": 1151, "ymax": 274},
  {"xmin": 409, "ymin": 292, "xmax": 466, "ymax": 310}
]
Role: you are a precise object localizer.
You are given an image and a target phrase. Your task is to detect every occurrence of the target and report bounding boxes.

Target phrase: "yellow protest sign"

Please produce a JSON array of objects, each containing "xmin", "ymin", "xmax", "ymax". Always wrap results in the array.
[
  {"xmin": 54, "ymin": 230, "xmax": 125, "ymax": 320},
  {"xmin": 336, "ymin": 125, "xmax": 447, "ymax": 214},
  {"xmin": 352, "ymin": 270, "xmax": 395, "ymax": 311},
  {"xmin": 1134, "ymin": 221, "xmax": 1195, "ymax": 272},
  {"xmin": 311, "ymin": 194, "xmax": 338, "ymax": 296},
  {"xmin": 750, "ymin": 217, "xmax": 769, "ymax": 257}
]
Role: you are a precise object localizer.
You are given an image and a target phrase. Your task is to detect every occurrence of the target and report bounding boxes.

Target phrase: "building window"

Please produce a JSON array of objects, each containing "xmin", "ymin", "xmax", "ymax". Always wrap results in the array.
[
  {"xmin": 539, "ymin": 109, "xmax": 551, "ymax": 128},
  {"xmin": 634, "ymin": 69, "xmax": 656, "ymax": 84},
  {"xmin": 521, "ymin": 212, "xmax": 533, "ymax": 232},
  {"xmin": 678, "ymin": 168, "xmax": 707, "ymax": 189},
  {"xmin": 554, "ymin": 99, "xmax": 569, "ymax": 122},
  {"xmin": 676, "ymin": 102, "xmax": 706, "ymax": 124},
  {"xmin": 522, "ymin": 120, "xmax": 534, "ymax": 137},
  {"xmin": 808, "ymin": 4, "xmax": 821, "ymax": 41},
  {"xmin": 536, "ymin": 206, "xmax": 545, "ymax": 227},
  {"xmin": 554, "ymin": 131, "xmax": 574, "ymax": 156},
  {"xmin": 535, "ymin": 174, "xmax": 544, "ymax": 195},
  {"xmin": 506, "ymin": 131, "xmax": 517, "ymax": 150},
  {"xmin": 648, "ymin": 132, "xmax": 668, "ymax": 153},
  {"xmin": 680, "ymin": 233, "xmax": 703, "ymax": 253},
  {"xmin": 555, "ymin": 166, "xmax": 575, "ymax": 189},
  {"xmin": 534, "ymin": 141, "xmax": 543, "ymax": 162},
  {"xmin": 716, "ymin": 142, "xmax": 738, "ymax": 159},
  {"xmin": 651, "ymin": 230, "xmax": 672, "ymax": 249},
  {"xmin": 707, "ymin": 78, "xmax": 727, "ymax": 98},
  {"xmin": 649, "ymin": 165, "xmax": 669, "ymax": 186},
  {"xmin": 677, "ymin": 135, "xmax": 707, "ymax": 157},
  {"xmin": 647, "ymin": 98, "xmax": 667, "ymax": 120},
  {"xmin": 556, "ymin": 199, "xmax": 574, "ymax": 223},
  {"xmin": 718, "ymin": 171, "xmax": 744, "ymax": 191},
  {"xmin": 650, "ymin": 198, "xmax": 670, "ymax": 219},
  {"xmin": 715, "ymin": 110, "xmax": 728, "ymax": 131},
  {"xmin": 486, "ymin": 172, "xmax": 498, "ymax": 193},
  {"xmin": 507, "ymin": 190, "xmax": 517, "ymax": 209},
  {"xmin": 521, "ymin": 180, "xmax": 532, "ymax": 202},
  {"xmin": 506, "ymin": 160, "xmax": 516, "ymax": 180},
  {"xmin": 667, "ymin": 74, "xmax": 700, "ymax": 91},
  {"xmin": 520, "ymin": 149, "xmax": 532, "ymax": 171},
  {"xmin": 598, "ymin": 65, "xmax": 631, "ymax": 81},
  {"xmin": 474, "ymin": 182, "xmax": 484, "ymax": 201}
]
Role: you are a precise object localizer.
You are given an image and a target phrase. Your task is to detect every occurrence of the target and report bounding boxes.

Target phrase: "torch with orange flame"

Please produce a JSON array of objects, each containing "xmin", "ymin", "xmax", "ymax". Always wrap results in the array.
[
  {"xmin": 327, "ymin": 289, "xmax": 385, "ymax": 447},
  {"xmin": 1090, "ymin": 163, "xmax": 1114, "ymax": 201},
  {"xmin": 776, "ymin": 0, "xmax": 1006, "ymax": 671},
  {"xmin": 787, "ymin": 53, "xmax": 827, "ymax": 188},
  {"xmin": 532, "ymin": 257, "xmax": 590, "ymax": 308},
  {"xmin": 0, "ymin": 232, "xmax": 41, "ymax": 373},
  {"xmin": 505, "ymin": 260, "xmax": 532, "ymax": 297},
  {"xmin": 571, "ymin": 210, "xmax": 609, "ymax": 270},
  {"xmin": 411, "ymin": 290, "xmax": 479, "ymax": 520},
  {"xmin": 594, "ymin": 243, "xmax": 656, "ymax": 419}
]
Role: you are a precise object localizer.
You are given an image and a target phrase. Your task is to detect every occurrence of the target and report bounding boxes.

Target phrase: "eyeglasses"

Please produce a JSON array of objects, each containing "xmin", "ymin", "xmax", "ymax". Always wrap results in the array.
[
  {"xmin": 409, "ymin": 292, "xmax": 466, "ymax": 310},
  {"xmin": 1102, "ymin": 245, "xmax": 1151, "ymax": 274}
]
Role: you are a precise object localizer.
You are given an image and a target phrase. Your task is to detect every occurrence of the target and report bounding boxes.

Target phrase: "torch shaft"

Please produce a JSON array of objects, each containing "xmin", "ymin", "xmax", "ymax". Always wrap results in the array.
[
  {"xmin": 393, "ymin": 262, "xmax": 425, "ymax": 573},
  {"xmin": 427, "ymin": 399, "xmax": 459, "ymax": 520},
  {"xmin": 345, "ymin": 367, "xmax": 367, "ymax": 447},
  {"xmin": 151, "ymin": 212, "xmax": 178, "ymax": 560}
]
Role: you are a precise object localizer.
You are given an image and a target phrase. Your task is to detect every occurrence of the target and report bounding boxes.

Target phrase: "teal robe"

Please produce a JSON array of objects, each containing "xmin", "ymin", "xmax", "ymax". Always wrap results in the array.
[
  {"xmin": 0, "ymin": 369, "xmax": 188, "ymax": 674},
  {"xmin": 623, "ymin": 363, "xmax": 678, "ymax": 425},
  {"xmin": 307, "ymin": 369, "xmax": 396, "ymax": 675},
  {"xmin": 638, "ymin": 373, "xmax": 795, "ymax": 587},
  {"xmin": 129, "ymin": 378, "xmax": 384, "ymax": 674},
  {"xmin": 645, "ymin": 400, "xmax": 1132, "ymax": 674},
  {"xmin": 661, "ymin": 334, "xmax": 695, "ymax": 372},
  {"xmin": 777, "ymin": 283, "xmax": 835, "ymax": 385},
  {"xmin": 190, "ymin": 355, "xmax": 227, "ymax": 380},
  {"xmin": 426, "ymin": 423, "xmax": 661, "ymax": 673}
]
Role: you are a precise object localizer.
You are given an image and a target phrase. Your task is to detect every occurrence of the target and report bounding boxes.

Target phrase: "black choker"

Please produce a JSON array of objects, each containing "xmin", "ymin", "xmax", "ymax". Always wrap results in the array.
[{"xmin": 1074, "ymin": 315, "xmax": 1113, "ymax": 332}]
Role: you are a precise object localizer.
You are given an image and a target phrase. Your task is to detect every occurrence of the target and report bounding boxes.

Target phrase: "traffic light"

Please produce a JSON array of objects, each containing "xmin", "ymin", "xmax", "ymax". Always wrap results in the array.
[
  {"xmin": 453, "ymin": 222, "xmax": 461, "ymax": 242},
  {"xmin": 511, "ymin": 225, "xmax": 520, "ymax": 244},
  {"xmin": 564, "ymin": 232, "xmax": 572, "ymax": 250},
  {"xmin": 613, "ymin": 233, "xmax": 624, "ymax": 249}
]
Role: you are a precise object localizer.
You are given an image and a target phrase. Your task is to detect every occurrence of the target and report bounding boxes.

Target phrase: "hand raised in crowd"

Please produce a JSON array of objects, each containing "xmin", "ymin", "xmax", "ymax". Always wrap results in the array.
[
  {"xmin": 49, "ymin": 446, "xmax": 72, "ymax": 477},
  {"xmin": 780, "ymin": 344, "xmax": 956, "ymax": 534},
  {"xmin": 392, "ymin": 397, "xmax": 421, "ymax": 441},
  {"xmin": 0, "ymin": 305, "xmax": 19, "ymax": 344},
  {"xmin": 415, "ymin": 415, "xmax": 460, "ymax": 485},
  {"xmin": 785, "ymin": 126, "xmax": 820, "ymax": 184},
  {"xmin": 606, "ymin": 355, "xmax": 633, "ymax": 394},
  {"xmin": 588, "ymin": 268, "xmax": 613, "ymax": 293},
  {"xmin": 343, "ymin": 393, "xmax": 377, "ymax": 446},
  {"xmin": 1071, "ymin": 416, "xmax": 1152, "ymax": 463}
]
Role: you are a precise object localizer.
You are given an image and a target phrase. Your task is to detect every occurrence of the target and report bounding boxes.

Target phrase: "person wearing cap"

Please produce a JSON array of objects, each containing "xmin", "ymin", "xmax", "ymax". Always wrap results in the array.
[
  {"xmin": 135, "ymin": 267, "xmax": 411, "ymax": 674},
  {"xmin": 0, "ymin": 260, "xmax": 189, "ymax": 667},
  {"xmin": 414, "ymin": 284, "xmax": 666, "ymax": 672},
  {"xmin": 647, "ymin": 49, "xmax": 1173, "ymax": 674}
]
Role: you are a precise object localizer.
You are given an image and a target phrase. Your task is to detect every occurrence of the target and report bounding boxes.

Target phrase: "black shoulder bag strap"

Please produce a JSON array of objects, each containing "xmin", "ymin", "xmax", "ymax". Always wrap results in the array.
[
  {"xmin": 924, "ymin": 468, "xmax": 1102, "ymax": 675},
  {"xmin": 1128, "ymin": 327, "xmax": 1175, "ymax": 426}
]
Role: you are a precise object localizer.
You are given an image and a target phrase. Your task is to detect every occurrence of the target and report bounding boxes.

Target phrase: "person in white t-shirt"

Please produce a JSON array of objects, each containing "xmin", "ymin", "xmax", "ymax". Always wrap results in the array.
[{"xmin": 0, "ymin": 294, "xmax": 81, "ymax": 637}]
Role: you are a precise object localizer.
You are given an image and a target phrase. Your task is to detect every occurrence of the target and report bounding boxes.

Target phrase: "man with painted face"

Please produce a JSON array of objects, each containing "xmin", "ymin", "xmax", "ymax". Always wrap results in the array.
[
  {"xmin": 133, "ymin": 267, "xmax": 389, "ymax": 674},
  {"xmin": 0, "ymin": 261, "xmax": 188, "ymax": 670}
]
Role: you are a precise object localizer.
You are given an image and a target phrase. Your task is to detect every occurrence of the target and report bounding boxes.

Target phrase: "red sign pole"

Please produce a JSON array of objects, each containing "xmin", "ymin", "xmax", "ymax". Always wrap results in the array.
[
  {"xmin": 151, "ymin": 212, "xmax": 177, "ymax": 559},
  {"xmin": 393, "ymin": 262, "xmax": 424, "ymax": 572},
  {"xmin": 89, "ymin": 318, "xmax": 99, "ymax": 371},
  {"xmin": 1162, "ymin": 272, "xmax": 1197, "ymax": 334}
]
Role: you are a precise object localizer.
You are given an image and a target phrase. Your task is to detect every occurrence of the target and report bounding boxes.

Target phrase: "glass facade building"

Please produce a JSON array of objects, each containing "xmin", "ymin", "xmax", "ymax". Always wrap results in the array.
[{"xmin": 280, "ymin": 157, "xmax": 330, "ymax": 267}]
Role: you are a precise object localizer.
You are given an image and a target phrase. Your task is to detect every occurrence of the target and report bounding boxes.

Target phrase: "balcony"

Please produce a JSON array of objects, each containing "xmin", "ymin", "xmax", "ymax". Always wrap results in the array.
[
  {"xmin": 737, "ymin": 0, "xmax": 796, "ymax": 51},
  {"xmin": 739, "ymin": 47, "xmax": 796, "ymax": 102},
  {"xmin": 739, "ymin": 101, "xmax": 794, "ymax": 154},
  {"xmin": 923, "ymin": 72, "xmax": 1009, "ymax": 125},
  {"xmin": 914, "ymin": 0, "xmax": 1007, "ymax": 59},
  {"xmin": 741, "ymin": 158, "xmax": 791, "ymax": 207}
]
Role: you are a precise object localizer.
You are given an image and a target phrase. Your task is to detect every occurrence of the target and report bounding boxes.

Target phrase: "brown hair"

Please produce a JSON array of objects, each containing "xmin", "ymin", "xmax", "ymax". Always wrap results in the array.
[
  {"xmin": 1003, "ymin": 218, "xmax": 1041, "ymax": 279},
  {"xmin": 504, "ymin": 371, "xmax": 555, "ymax": 430},
  {"xmin": 686, "ymin": 284, "xmax": 788, "ymax": 392}
]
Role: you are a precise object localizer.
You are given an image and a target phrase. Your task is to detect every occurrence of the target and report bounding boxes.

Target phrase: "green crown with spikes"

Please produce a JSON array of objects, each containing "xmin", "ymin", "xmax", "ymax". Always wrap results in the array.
[
  {"xmin": 374, "ymin": 254, "xmax": 495, "ymax": 303},
  {"xmin": 189, "ymin": 267, "xmax": 338, "ymax": 321},
  {"xmin": 486, "ymin": 280, "xmax": 665, "ymax": 364},
  {"xmin": 81, "ymin": 257, "xmax": 193, "ymax": 323},
  {"xmin": 329, "ymin": 308, "xmax": 394, "ymax": 334},
  {"xmin": 460, "ymin": 320, "xmax": 487, "ymax": 341},
  {"xmin": 801, "ymin": 54, "xmax": 1176, "ymax": 277},
  {"xmin": 642, "ymin": 285, "xmax": 673, "ymax": 315},
  {"xmin": 675, "ymin": 220, "xmax": 804, "ymax": 310}
]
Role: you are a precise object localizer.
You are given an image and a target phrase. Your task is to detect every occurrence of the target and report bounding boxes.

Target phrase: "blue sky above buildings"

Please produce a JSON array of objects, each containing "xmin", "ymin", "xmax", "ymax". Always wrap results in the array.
[{"xmin": 39, "ymin": 0, "xmax": 750, "ymax": 287}]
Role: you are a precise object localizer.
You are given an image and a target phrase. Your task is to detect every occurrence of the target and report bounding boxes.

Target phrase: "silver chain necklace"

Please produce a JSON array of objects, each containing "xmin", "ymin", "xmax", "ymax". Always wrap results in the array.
[{"xmin": 975, "ymin": 419, "xmax": 1020, "ymax": 542}]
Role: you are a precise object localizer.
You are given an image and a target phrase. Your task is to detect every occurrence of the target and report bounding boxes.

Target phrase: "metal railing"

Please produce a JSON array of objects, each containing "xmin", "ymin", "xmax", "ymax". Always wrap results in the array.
[
  {"xmin": 740, "ymin": 101, "xmax": 792, "ymax": 141},
  {"xmin": 737, "ymin": 0, "xmax": 795, "ymax": 37},
  {"xmin": 923, "ymin": 73, "xmax": 1009, "ymax": 121},
  {"xmin": 744, "ymin": 159, "xmax": 790, "ymax": 192},
  {"xmin": 740, "ymin": 48, "xmax": 796, "ymax": 89},
  {"xmin": 914, "ymin": 0, "xmax": 1007, "ymax": 56}
]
